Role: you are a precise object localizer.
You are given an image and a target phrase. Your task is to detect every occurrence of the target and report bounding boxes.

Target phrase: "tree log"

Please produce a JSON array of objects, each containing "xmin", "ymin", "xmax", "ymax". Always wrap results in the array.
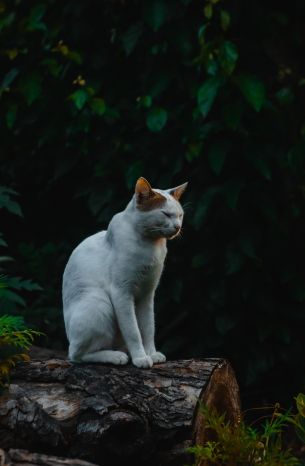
[
  {"xmin": 0, "ymin": 352, "xmax": 240, "ymax": 466},
  {"xmin": 0, "ymin": 448, "xmax": 98, "ymax": 466}
]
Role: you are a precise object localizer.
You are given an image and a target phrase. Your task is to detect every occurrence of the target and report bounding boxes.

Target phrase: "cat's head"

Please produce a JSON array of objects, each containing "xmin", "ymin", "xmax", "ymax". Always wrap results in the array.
[{"xmin": 133, "ymin": 177, "xmax": 188, "ymax": 240}]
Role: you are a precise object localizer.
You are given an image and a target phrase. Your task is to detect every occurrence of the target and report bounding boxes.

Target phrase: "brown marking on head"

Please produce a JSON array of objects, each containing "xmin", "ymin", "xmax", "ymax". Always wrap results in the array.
[
  {"xmin": 169, "ymin": 182, "xmax": 188, "ymax": 201},
  {"xmin": 135, "ymin": 177, "xmax": 166, "ymax": 211}
]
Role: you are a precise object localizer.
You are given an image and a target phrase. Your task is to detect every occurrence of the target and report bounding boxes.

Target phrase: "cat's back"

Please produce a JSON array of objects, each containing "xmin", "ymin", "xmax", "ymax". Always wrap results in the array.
[
  {"xmin": 63, "ymin": 230, "xmax": 112, "ymax": 311},
  {"xmin": 68, "ymin": 231, "xmax": 107, "ymax": 263},
  {"xmin": 63, "ymin": 231, "xmax": 109, "ymax": 291}
]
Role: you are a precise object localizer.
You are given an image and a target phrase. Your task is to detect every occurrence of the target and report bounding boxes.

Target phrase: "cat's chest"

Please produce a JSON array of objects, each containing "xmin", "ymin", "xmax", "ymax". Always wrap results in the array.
[
  {"xmin": 128, "ymin": 243, "xmax": 166, "ymax": 291},
  {"xmin": 137, "ymin": 245, "xmax": 166, "ymax": 276}
]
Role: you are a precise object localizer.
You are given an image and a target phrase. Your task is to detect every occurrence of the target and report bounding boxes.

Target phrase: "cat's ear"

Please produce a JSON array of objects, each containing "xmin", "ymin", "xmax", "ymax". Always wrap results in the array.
[
  {"xmin": 168, "ymin": 182, "xmax": 188, "ymax": 201},
  {"xmin": 135, "ymin": 177, "xmax": 154, "ymax": 200},
  {"xmin": 135, "ymin": 177, "xmax": 166, "ymax": 209}
]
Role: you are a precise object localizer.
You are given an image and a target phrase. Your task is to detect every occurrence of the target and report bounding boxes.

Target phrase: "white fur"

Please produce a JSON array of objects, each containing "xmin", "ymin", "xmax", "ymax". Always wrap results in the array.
[{"xmin": 62, "ymin": 182, "xmax": 186, "ymax": 368}]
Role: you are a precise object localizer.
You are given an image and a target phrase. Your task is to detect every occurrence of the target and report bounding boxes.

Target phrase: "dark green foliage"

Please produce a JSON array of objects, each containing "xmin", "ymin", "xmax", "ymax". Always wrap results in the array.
[
  {"xmin": 0, "ymin": 187, "xmax": 42, "ymax": 342},
  {"xmin": 1, "ymin": 0, "xmax": 305, "ymax": 404},
  {"xmin": 293, "ymin": 394, "xmax": 305, "ymax": 445},
  {"xmin": 0, "ymin": 313, "xmax": 41, "ymax": 390},
  {"xmin": 188, "ymin": 402, "xmax": 302, "ymax": 466},
  {"xmin": 0, "ymin": 188, "xmax": 42, "ymax": 311},
  {"xmin": 0, "ymin": 190, "xmax": 42, "ymax": 390}
]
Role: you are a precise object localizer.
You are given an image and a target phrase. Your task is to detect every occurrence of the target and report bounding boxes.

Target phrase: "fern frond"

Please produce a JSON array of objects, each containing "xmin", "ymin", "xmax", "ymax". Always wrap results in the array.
[
  {"xmin": 189, "ymin": 403, "xmax": 300, "ymax": 466},
  {"xmin": 0, "ymin": 314, "xmax": 27, "ymax": 334},
  {"xmin": 0, "ymin": 352, "xmax": 30, "ymax": 389},
  {"xmin": 4, "ymin": 276, "xmax": 42, "ymax": 292},
  {"xmin": 0, "ymin": 329, "xmax": 41, "ymax": 350}
]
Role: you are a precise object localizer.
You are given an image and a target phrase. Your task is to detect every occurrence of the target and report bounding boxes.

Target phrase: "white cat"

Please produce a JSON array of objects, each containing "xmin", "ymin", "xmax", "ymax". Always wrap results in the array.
[{"xmin": 62, "ymin": 177, "xmax": 187, "ymax": 368}]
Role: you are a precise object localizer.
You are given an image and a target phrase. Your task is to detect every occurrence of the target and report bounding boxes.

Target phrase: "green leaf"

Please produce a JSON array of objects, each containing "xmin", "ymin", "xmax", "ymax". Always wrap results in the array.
[
  {"xmin": 0, "ymin": 234, "xmax": 7, "ymax": 247},
  {"xmin": 197, "ymin": 77, "xmax": 223, "ymax": 117},
  {"xmin": 70, "ymin": 89, "xmax": 89, "ymax": 110},
  {"xmin": 66, "ymin": 51, "xmax": 83, "ymax": 65},
  {"xmin": 26, "ymin": 4, "xmax": 47, "ymax": 32},
  {"xmin": 208, "ymin": 140, "xmax": 231, "ymax": 175},
  {"xmin": 276, "ymin": 87, "xmax": 294, "ymax": 105},
  {"xmin": 104, "ymin": 107, "xmax": 120, "ymax": 121},
  {"xmin": 0, "ymin": 198, "xmax": 22, "ymax": 216},
  {"xmin": 296, "ymin": 393, "xmax": 305, "ymax": 417},
  {"xmin": 0, "ymin": 187, "xmax": 18, "ymax": 196},
  {"xmin": 220, "ymin": 9, "xmax": 231, "ymax": 31},
  {"xmin": 225, "ymin": 245, "xmax": 244, "ymax": 274},
  {"xmin": 146, "ymin": 107, "xmax": 167, "ymax": 132},
  {"xmin": 6, "ymin": 105, "xmax": 17, "ymax": 129},
  {"xmin": 0, "ymin": 314, "xmax": 26, "ymax": 333},
  {"xmin": 19, "ymin": 73, "xmax": 42, "ymax": 105},
  {"xmin": 204, "ymin": 4, "xmax": 213, "ymax": 19},
  {"xmin": 125, "ymin": 160, "xmax": 144, "ymax": 189},
  {"xmin": 295, "ymin": 416, "xmax": 305, "ymax": 444},
  {"xmin": 206, "ymin": 56, "xmax": 218, "ymax": 76},
  {"xmin": 186, "ymin": 142, "xmax": 203, "ymax": 162},
  {"xmin": 0, "ymin": 187, "xmax": 22, "ymax": 217},
  {"xmin": 144, "ymin": 1, "xmax": 169, "ymax": 31},
  {"xmin": 223, "ymin": 179, "xmax": 244, "ymax": 210},
  {"xmin": 250, "ymin": 157, "xmax": 272, "ymax": 180},
  {"xmin": 0, "ymin": 289, "xmax": 26, "ymax": 307},
  {"xmin": 149, "ymin": 70, "xmax": 172, "ymax": 97},
  {"xmin": 42, "ymin": 59, "xmax": 62, "ymax": 78},
  {"xmin": 4, "ymin": 276, "xmax": 42, "ymax": 291},
  {"xmin": 137, "ymin": 95, "xmax": 152, "ymax": 108},
  {"xmin": 0, "ymin": 12, "xmax": 15, "ymax": 32},
  {"xmin": 122, "ymin": 22, "xmax": 143, "ymax": 55},
  {"xmin": 198, "ymin": 24, "xmax": 207, "ymax": 41},
  {"xmin": 219, "ymin": 41, "xmax": 238, "ymax": 75},
  {"xmin": 221, "ymin": 100, "xmax": 243, "ymax": 130},
  {"xmin": 236, "ymin": 74, "xmax": 266, "ymax": 112},
  {"xmin": 239, "ymin": 234, "xmax": 257, "ymax": 259},
  {"xmin": 1, "ymin": 68, "xmax": 19, "ymax": 93},
  {"xmin": 193, "ymin": 186, "xmax": 221, "ymax": 229},
  {"xmin": 90, "ymin": 98, "xmax": 106, "ymax": 116},
  {"xmin": 0, "ymin": 256, "xmax": 14, "ymax": 263}
]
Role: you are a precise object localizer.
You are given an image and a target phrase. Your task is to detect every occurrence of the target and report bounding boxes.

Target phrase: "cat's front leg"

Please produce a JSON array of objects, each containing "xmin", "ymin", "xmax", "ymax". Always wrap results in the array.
[
  {"xmin": 136, "ymin": 293, "xmax": 166, "ymax": 364},
  {"xmin": 111, "ymin": 290, "xmax": 153, "ymax": 368}
]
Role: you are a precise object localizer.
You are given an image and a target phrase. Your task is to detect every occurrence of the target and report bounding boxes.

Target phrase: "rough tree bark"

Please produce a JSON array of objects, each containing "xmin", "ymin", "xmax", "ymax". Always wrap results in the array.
[
  {"xmin": 0, "ymin": 350, "xmax": 240, "ymax": 466},
  {"xmin": 0, "ymin": 449, "xmax": 98, "ymax": 466}
]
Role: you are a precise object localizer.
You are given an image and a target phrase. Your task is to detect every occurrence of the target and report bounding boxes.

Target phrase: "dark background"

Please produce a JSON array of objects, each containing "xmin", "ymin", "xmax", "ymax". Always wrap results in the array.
[{"xmin": 1, "ymin": 0, "xmax": 305, "ymax": 409}]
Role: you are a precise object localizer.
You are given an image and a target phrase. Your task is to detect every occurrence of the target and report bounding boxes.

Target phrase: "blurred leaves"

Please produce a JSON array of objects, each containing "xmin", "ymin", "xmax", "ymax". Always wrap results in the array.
[
  {"xmin": 0, "ymin": 314, "xmax": 42, "ymax": 390},
  {"xmin": 0, "ymin": 187, "xmax": 22, "ymax": 217},
  {"xmin": 236, "ymin": 74, "xmax": 266, "ymax": 112},
  {"xmin": 144, "ymin": 1, "xmax": 169, "ymax": 31},
  {"xmin": 146, "ymin": 107, "xmax": 168, "ymax": 132},
  {"xmin": 19, "ymin": 72, "xmax": 42, "ymax": 105},
  {"xmin": 197, "ymin": 77, "xmax": 223, "ymax": 117},
  {"xmin": 208, "ymin": 139, "xmax": 231, "ymax": 175},
  {"xmin": 70, "ymin": 89, "xmax": 88, "ymax": 110},
  {"xmin": 219, "ymin": 41, "xmax": 238, "ymax": 75}
]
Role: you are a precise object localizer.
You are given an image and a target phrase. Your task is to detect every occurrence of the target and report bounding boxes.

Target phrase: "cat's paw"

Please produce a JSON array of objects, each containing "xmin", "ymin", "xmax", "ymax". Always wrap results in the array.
[
  {"xmin": 132, "ymin": 355, "xmax": 153, "ymax": 369},
  {"xmin": 112, "ymin": 351, "xmax": 129, "ymax": 365},
  {"xmin": 150, "ymin": 351, "xmax": 166, "ymax": 364}
]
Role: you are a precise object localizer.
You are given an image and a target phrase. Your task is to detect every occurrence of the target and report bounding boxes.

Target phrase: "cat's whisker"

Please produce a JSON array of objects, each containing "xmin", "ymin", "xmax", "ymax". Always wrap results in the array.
[
  {"xmin": 182, "ymin": 201, "xmax": 192, "ymax": 211},
  {"xmin": 146, "ymin": 228, "xmax": 163, "ymax": 233},
  {"xmin": 176, "ymin": 229, "xmax": 183, "ymax": 240}
]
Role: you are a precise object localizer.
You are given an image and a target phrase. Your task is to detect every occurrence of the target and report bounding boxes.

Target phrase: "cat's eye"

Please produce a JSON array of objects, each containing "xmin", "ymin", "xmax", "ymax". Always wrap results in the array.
[{"xmin": 161, "ymin": 211, "xmax": 171, "ymax": 218}]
